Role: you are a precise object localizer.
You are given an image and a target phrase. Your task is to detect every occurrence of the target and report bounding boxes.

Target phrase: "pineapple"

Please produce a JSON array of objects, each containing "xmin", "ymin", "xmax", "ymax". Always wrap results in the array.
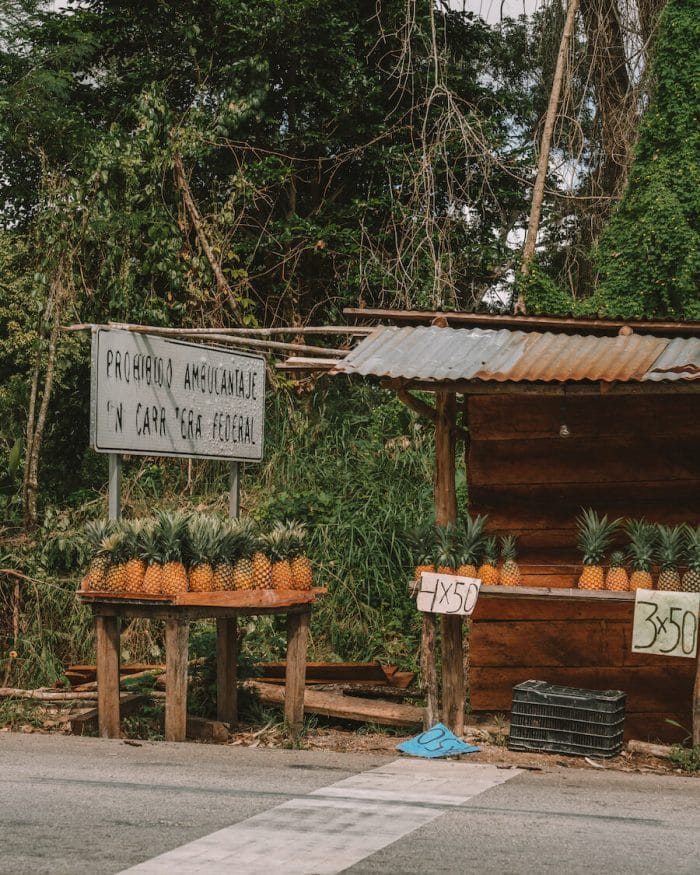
[
  {"xmin": 251, "ymin": 531, "xmax": 273, "ymax": 590},
  {"xmin": 232, "ymin": 519, "xmax": 257, "ymax": 590},
  {"xmin": 576, "ymin": 509, "xmax": 620, "ymax": 590},
  {"xmin": 141, "ymin": 520, "xmax": 164, "ymax": 596},
  {"xmin": 655, "ymin": 524, "xmax": 684, "ymax": 592},
  {"xmin": 101, "ymin": 531, "xmax": 129, "ymax": 593},
  {"xmin": 186, "ymin": 513, "xmax": 216, "ymax": 593},
  {"xmin": 288, "ymin": 521, "xmax": 313, "ymax": 590},
  {"xmin": 605, "ymin": 550, "xmax": 629, "ymax": 592},
  {"xmin": 159, "ymin": 511, "xmax": 189, "ymax": 596},
  {"xmin": 498, "ymin": 535, "xmax": 522, "ymax": 586},
  {"xmin": 82, "ymin": 519, "xmax": 114, "ymax": 591},
  {"xmin": 266, "ymin": 523, "xmax": 295, "ymax": 590},
  {"xmin": 434, "ymin": 524, "xmax": 459, "ymax": 574},
  {"xmin": 682, "ymin": 525, "xmax": 700, "ymax": 593},
  {"xmin": 123, "ymin": 520, "xmax": 147, "ymax": 594},
  {"xmin": 477, "ymin": 536, "xmax": 499, "ymax": 585},
  {"xmin": 626, "ymin": 519, "xmax": 656, "ymax": 592},
  {"xmin": 213, "ymin": 519, "xmax": 241, "ymax": 592},
  {"xmin": 456, "ymin": 514, "xmax": 487, "ymax": 577}
]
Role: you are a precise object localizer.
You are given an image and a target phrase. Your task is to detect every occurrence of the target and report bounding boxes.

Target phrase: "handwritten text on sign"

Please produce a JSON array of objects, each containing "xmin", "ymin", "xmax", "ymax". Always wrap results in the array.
[
  {"xmin": 632, "ymin": 589, "xmax": 699, "ymax": 659},
  {"xmin": 416, "ymin": 572, "xmax": 481, "ymax": 616},
  {"xmin": 90, "ymin": 328, "xmax": 265, "ymax": 462}
]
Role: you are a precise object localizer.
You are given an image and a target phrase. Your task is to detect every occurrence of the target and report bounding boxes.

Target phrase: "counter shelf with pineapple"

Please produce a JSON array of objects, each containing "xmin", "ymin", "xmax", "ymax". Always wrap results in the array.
[
  {"xmin": 409, "ymin": 512, "xmax": 700, "ymax": 595},
  {"xmin": 80, "ymin": 513, "xmax": 318, "ymax": 604}
]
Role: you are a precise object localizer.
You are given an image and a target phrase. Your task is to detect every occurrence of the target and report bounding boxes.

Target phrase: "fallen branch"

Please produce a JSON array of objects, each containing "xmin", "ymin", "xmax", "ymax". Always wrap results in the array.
[
  {"xmin": 627, "ymin": 740, "xmax": 674, "ymax": 759},
  {"xmin": 0, "ymin": 688, "xmax": 100, "ymax": 701}
]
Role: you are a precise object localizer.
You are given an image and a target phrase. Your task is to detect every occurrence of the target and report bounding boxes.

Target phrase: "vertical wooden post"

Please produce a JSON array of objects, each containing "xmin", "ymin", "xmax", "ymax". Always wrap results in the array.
[
  {"xmin": 216, "ymin": 616, "xmax": 238, "ymax": 726},
  {"xmin": 285, "ymin": 610, "xmax": 310, "ymax": 738},
  {"xmin": 108, "ymin": 454, "xmax": 122, "ymax": 521},
  {"xmin": 435, "ymin": 391, "xmax": 465, "ymax": 736},
  {"xmin": 165, "ymin": 618, "xmax": 190, "ymax": 742},
  {"xmin": 96, "ymin": 615, "xmax": 120, "ymax": 738},
  {"xmin": 229, "ymin": 462, "xmax": 240, "ymax": 519},
  {"xmin": 420, "ymin": 613, "xmax": 440, "ymax": 727},
  {"xmin": 693, "ymin": 650, "xmax": 700, "ymax": 748}
]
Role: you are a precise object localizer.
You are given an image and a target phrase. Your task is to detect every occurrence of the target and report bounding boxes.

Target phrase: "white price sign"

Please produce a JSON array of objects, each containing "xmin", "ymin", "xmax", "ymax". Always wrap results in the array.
[
  {"xmin": 632, "ymin": 590, "xmax": 699, "ymax": 659},
  {"xmin": 90, "ymin": 328, "xmax": 265, "ymax": 462},
  {"xmin": 416, "ymin": 572, "xmax": 481, "ymax": 616}
]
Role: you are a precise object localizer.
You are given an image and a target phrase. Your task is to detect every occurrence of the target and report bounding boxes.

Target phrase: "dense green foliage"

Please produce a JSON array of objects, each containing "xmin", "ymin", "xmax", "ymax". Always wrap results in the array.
[{"xmin": 595, "ymin": 0, "xmax": 700, "ymax": 319}]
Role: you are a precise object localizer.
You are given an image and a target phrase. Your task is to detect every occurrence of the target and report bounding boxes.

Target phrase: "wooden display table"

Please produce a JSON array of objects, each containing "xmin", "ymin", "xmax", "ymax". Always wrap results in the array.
[{"xmin": 78, "ymin": 589, "xmax": 323, "ymax": 741}]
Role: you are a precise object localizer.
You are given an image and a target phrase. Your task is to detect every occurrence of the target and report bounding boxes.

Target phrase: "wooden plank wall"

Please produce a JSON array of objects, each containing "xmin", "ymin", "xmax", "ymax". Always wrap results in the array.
[
  {"xmin": 469, "ymin": 595, "xmax": 696, "ymax": 743},
  {"xmin": 466, "ymin": 394, "xmax": 699, "ymax": 586},
  {"xmin": 465, "ymin": 393, "xmax": 699, "ymax": 742}
]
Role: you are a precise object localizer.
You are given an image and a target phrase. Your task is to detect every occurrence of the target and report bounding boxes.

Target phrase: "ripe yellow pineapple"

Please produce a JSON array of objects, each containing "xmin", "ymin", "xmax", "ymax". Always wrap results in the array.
[
  {"xmin": 82, "ymin": 519, "xmax": 114, "ymax": 590},
  {"xmin": 123, "ymin": 520, "xmax": 147, "ymax": 594},
  {"xmin": 186, "ymin": 513, "xmax": 216, "ymax": 593},
  {"xmin": 232, "ymin": 520, "xmax": 257, "ymax": 590},
  {"xmin": 288, "ymin": 521, "xmax": 313, "ymax": 590},
  {"xmin": 682, "ymin": 525, "xmax": 700, "ymax": 593},
  {"xmin": 213, "ymin": 520, "xmax": 240, "ymax": 592},
  {"xmin": 456, "ymin": 515, "xmax": 487, "ymax": 577},
  {"xmin": 655, "ymin": 524, "xmax": 684, "ymax": 591},
  {"xmin": 101, "ymin": 531, "xmax": 129, "ymax": 593},
  {"xmin": 577, "ymin": 509, "xmax": 620, "ymax": 590},
  {"xmin": 626, "ymin": 519, "xmax": 656, "ymax": 592},
  {"xmin": 158, "ymin": 511, "xmax": 189, "ymax": 596},
  {"xmin": 477, "ymin": 536, "xmax": 499, "ymax": 585},
  {"xmin": 141, "ymin": 521, "xmax": 164, "ymax": 595},
  {"xmin": 605, "ymin": 551, "xmax": 629, "ymax": 591},
  {"xmin": 251, "ymin": 537, "xmax": 273, "ymax": 590},
  {"xmin": 266, "ymin": 524, "xmax": 295, "ymax": 590},
  {"xmin": 498, "ymin": 535, "xmax": 522, "ymax": 586}
]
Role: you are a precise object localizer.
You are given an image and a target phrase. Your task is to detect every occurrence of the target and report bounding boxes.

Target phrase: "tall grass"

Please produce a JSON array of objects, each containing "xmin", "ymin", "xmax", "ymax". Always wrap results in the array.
[{"xmin": 0, "ymin": 379, "xmax": 440, "ymax": 687}]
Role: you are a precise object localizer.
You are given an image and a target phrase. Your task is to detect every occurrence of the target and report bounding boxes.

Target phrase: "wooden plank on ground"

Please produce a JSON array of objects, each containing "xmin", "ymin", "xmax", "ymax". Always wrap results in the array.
[
  {"xmin": 255, "ymin": 661, "xmax": 414, "ymax": 687},
  {"xmin": 68, "ymin": 693, "xmax": 148, "ymax": 735},
  {"xmin": 247, "ymin": 681, "xmax": 424, "ymax": 728},
  {"xmin": 186, "ymin": 715, "xmax": 230, "ymax": 743}
]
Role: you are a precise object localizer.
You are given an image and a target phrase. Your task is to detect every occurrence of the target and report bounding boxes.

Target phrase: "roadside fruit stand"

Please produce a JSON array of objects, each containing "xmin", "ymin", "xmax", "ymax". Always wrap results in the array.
[
  {"xmin": 77, "ymin": 325, "xmax": 325, "ymax": 740},
  {"xmin": 316, "ymin": 310, "xmax": 700, "ymax": 744}
]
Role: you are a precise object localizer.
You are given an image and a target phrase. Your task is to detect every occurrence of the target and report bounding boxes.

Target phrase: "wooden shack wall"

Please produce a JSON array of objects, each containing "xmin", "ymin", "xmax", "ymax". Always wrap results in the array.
[
  {"xmin": 469, "ymin": 594, "xmax": 696, "ymax": 743},
  {"xmin": 466, "ymin": 393, "xmax": 699, "ymax": 587}
]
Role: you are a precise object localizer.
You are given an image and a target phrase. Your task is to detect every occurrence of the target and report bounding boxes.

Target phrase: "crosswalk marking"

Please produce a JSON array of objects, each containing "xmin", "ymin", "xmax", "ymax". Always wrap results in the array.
[{"xmin": 121, "ymin": 759, "xmax": 520, "ymax": 875}]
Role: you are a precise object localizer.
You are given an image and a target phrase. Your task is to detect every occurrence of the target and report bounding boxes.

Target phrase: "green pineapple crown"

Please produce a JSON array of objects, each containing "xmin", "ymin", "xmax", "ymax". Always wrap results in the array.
[
  {"xmin": 684, "ymin": 524, "xmax": 700, "ymax": 572},
  {"xmin": 655, "ymin": 524, "xmax": 685, "ymax": 571},
  {"xmin": 609, "ymin": 550, "xmax": 625, "ymax": 568},
  {"xmin": 155, "ymin": 510, "xmax": 188, "ymax": 563},
  {"xmin": 84, "ymin": 518, "xmax": 115, "ymax": 551},
  {"xmin": 500, "ymin": 534, "xmax": 518, "ymax": 563},
  {"xmin": 99, "ymin": 530, "xmax": 129, "ymax": 564},
  {"xmin": 214, "ymin": 518, "xmax": 244, "ymax": 566},
  {"xmin": 262, "ymin": 523, "xmax": 292, "ymax": 562},
  {"xmin": 433, "ymin": 523, "xmax": 460, "ymax": 569},
  {"xmin": 407, "ymin": 522, "xmax": 435, "ymax": 566},
  {"xmin": 576, "ymin": 508, "xmax": 621, "ymax": 566},
  {"xmin": 459, "ymin": 513, "xmax": 488, "ymax": 566},
  {"xmin": 282, "ymin": 520, "xmax": 306, "ymax": 559},
  {"xmin": 481, "ymin": 536, "xmax": 498, "ymax": 566},
  {"xmin": 624, "ymin": 518, "xmax": 656, "ymax": 572},
  {"xmin": 185, "ymin": 513, "xmax": 218, "ymax": 566}
]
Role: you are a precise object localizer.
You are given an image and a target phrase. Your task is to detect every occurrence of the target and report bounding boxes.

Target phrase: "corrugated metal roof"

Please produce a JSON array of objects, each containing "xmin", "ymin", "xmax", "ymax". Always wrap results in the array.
[{"xmin": 331, "ymin": 327, "xmax": 700, "ymax": 383}]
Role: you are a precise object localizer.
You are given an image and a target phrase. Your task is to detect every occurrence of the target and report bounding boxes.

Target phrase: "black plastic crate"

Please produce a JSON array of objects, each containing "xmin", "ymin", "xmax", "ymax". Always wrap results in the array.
[{"xmin": 508, "ymin": 680, "xmax": 626, "ymax": 758}]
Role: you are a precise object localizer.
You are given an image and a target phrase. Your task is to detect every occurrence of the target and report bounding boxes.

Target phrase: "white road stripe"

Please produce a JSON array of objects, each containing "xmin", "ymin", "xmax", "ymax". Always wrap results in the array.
[{"xmin": 121, "ymin": 759, "xmax": 520, "ymax": 875}]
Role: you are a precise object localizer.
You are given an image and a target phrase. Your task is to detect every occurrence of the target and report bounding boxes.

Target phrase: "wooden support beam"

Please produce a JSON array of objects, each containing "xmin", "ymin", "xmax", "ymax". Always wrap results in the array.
[
  {"xmin": 164, "ymin": 619, "xmax": 190, "ymax": 742},
  {"xmin": 95, "ymin": 616, "xmax": 120, "ymax": 738},
  {"xmin": 216, "ymin": 617, "xmax": 238, "ymax": 727},
  {"xmin": 693, "ymin": 650, "xmax": 700, "ymax": 748},
  {"xmin": 393, "ymin": 386, "xmax": 469, "ymax": 442},
  {"xmin": 285, "ymin": 611, "xmax": 310, "ymax": 738},
  {"xmin": 435, "ymin": 391, "xmax": 465, "ymax": 737}
]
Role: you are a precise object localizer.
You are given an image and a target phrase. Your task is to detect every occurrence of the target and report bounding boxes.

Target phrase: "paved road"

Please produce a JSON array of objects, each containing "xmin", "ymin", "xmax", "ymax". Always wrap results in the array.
[{"xmin": 0, "ymin": 734, "xmax": 698, "ymax": 874}]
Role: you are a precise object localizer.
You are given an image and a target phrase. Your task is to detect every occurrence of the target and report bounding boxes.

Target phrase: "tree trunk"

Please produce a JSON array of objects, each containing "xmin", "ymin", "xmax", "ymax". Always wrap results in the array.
[
  {"xmin": 518, "ymin": 0, "xmax": 581, "ymax": 311},
  {"xmin": 23, "ymin": 272, "xmax": 64, "ymax": 530}
]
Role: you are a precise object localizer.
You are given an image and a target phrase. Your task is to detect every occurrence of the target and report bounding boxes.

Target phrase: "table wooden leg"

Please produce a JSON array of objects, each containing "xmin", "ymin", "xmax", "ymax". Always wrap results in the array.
[
  {"xmin": 441, "ymin": 614, "xmax": 465, "ymax": 736},
  {"xmin": 216, "ymin": 616, "xmax": 238, "ymax": 727},
  {"xmin": 165, "ymin": 618, "xmax": 189, "ymax": 742},
  {"xmin": 420, "ymin": 613, "xmax": 440, "ymax": 729},
  {"xmin": 96, "ymin": 615, "xmax": 120, "ymax": 739},
  {"xmin": 285, "ymin": 610, "xmax": 309, "ymax": 737}
]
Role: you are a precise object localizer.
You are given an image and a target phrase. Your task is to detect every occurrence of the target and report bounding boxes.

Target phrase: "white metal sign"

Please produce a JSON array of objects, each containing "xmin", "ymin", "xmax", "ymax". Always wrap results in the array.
[
  {"xmin": 90, "ymin": 328, "xmax": 265, "ymax": 462},
  {"xmin": 632, "ymin": 589, "xmax": 699, "ymax": 659},
  {"xmin": 416, "ymin": 572, "xmax": 481, "ymax": 616}
]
